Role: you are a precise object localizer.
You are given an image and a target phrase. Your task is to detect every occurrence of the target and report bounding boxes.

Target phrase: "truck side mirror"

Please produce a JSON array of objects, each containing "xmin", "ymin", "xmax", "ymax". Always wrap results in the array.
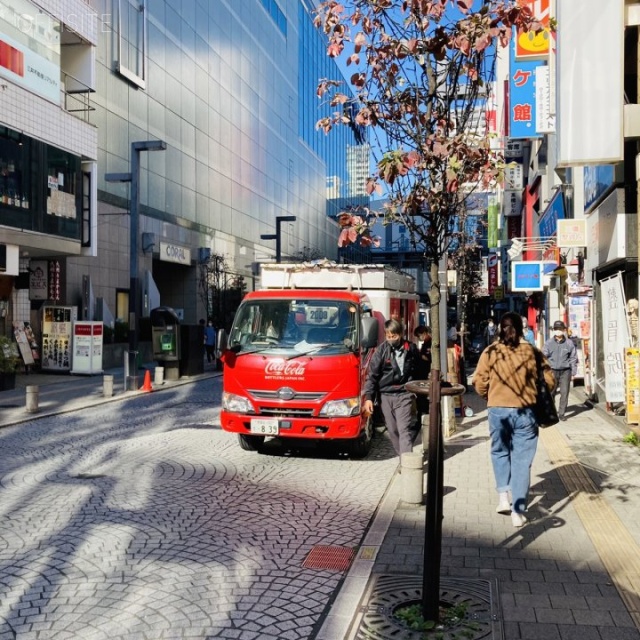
[{"xmin": 360, "ymin": 317, "xmax": 379, "ymax": 349}]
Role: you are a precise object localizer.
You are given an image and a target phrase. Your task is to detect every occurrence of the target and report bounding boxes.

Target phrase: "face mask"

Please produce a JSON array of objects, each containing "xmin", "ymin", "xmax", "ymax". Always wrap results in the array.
[
  {"xmin": 387, "ymin": 338, "xmax": 402, "ymax": 349},
  {"xmin": 554, "ymin": 330, "xmax": 564, "ymax": 338}
]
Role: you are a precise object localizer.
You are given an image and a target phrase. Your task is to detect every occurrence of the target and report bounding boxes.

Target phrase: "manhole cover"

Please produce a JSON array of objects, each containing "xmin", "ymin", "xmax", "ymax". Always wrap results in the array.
[
  {"xmin": 302, "ymin": 545, "xmax": 355, "ymax": 572},
  {"xmin": 354, "ymin": 575, "xmax": 502, "ymax": 640}
]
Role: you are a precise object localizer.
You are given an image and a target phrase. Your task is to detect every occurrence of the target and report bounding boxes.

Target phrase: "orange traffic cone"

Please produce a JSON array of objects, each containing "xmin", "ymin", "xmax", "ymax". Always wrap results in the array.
[{"xmin": 139, "ymin": 369, "xmax": 153, "ymax": 392}]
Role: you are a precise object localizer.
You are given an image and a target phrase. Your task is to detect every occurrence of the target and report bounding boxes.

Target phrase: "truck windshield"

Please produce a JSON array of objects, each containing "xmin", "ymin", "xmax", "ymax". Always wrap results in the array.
[{"xmin": 228, "ymin": 299, "xmax": 358, "ymax": 354}]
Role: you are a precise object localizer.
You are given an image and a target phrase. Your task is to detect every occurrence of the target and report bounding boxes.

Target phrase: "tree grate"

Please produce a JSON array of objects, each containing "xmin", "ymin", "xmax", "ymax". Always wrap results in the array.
[{"xmin": 352, "ymin": 575, "xmax": 502, "ymax": 640}]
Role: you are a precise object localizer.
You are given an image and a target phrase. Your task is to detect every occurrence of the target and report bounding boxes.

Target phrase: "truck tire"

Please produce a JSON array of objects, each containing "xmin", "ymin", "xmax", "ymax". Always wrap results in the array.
[
  {"xmin": 238, "ymin": 434, "xmax": 265, "ymax": 452},
  {"xmin": 349, "ymin": 417, "xmax": 373, "ymax": 459}
]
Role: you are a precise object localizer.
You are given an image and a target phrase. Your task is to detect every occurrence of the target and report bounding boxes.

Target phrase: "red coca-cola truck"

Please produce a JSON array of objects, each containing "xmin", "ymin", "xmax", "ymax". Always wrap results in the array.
[{"xmin": 220, "ymin": 262, "xmax": 419, "ymax": 457}]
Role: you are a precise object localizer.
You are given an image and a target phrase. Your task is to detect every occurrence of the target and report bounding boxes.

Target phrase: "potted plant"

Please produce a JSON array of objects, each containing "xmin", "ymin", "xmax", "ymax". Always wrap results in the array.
[{"xmin": 0, "ymin": 335, "xmax": 20, "ymax": 391}]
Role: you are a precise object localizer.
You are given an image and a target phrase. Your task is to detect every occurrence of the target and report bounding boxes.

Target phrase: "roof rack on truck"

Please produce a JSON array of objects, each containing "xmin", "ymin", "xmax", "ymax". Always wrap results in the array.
[{"xmin": 260, "ymin": 260, "xmax": 416, "ymax": 293}]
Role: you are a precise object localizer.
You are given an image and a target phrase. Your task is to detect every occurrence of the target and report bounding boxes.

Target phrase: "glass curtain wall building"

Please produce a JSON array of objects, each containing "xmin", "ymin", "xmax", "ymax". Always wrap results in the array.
[
  {"xmin": 298, "ymin": 0, "xmax": 370, "ymax": 219},
  {"xmin": 66, "ymin": 0, "xmax": 368, "ymax": 325}
]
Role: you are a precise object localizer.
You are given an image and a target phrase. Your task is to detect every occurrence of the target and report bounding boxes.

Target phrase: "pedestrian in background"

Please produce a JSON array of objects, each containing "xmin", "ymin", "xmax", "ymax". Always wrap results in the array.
[
  {"xmin": 542, "ymin": 320, "xmax": 577, "ymax": 421},
  {"xmin": 522, "ymin": 317, "xmax": 536, "ymax": 346},
  {"xmin": 483, "ymin": 318, "xmax": 498, "ymax": 346},
  {"xmin": 363, "ymin": 319, "xmax": 420, "ymax": 458},
  {"xmin": 204, "ymin": 319, "xmax": 216, "ymax": 363},
  {"xmin": 473, "ymin": 312, "xmax": 555, "ymax": 527}
]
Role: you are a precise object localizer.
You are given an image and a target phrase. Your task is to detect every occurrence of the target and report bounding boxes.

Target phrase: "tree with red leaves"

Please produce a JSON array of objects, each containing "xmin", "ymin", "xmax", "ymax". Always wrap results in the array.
[{"xmin": 314, "ymin": 0, "xmax": 542, "ymax": 373}]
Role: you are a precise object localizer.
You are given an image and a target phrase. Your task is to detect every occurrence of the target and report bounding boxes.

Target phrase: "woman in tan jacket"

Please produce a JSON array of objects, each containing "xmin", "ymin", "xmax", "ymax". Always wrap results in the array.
[{"xmin": 473, "ymin": 312, "xmax": 555, "ymax": 527}]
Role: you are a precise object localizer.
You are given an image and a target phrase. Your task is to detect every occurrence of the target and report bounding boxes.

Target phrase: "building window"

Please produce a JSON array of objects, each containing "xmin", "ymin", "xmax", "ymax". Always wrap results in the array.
[
  {"xmin": 46, "ymin": 145, "xmax": 80, "ymax": 220},
  {"xmin": 116, "ymin": 0, "xmax": 146, "ymax": 89},
  {"xmin": 260, "ymin": 0, "xmax": 286, "ymax": 37},
  {"xmin": 0, "ymin": 126, "xmax": 29, "ymax": 209}
]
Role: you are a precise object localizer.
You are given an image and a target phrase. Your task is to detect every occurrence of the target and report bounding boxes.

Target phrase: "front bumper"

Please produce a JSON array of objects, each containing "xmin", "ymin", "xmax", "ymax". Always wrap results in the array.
[{"xmin": 220, "ymin": 411, "xmax": 363, "ymax": 440}]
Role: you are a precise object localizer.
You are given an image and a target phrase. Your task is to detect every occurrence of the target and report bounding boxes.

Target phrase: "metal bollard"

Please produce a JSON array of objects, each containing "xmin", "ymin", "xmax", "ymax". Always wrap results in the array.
[
  {"xmin": 103, "ymin": 375, "xmax": 114, "ymax": 398},
  {"xmin": 154, "ymin": 366, "xmax": 164, "ymax": 386},
  {"xmin": 400, "ymin": 451, "xmax": 424, "ymax": 505},
  {"xmin": 25, "ymin": 385, "xmax": 39, "ymax": 413}
]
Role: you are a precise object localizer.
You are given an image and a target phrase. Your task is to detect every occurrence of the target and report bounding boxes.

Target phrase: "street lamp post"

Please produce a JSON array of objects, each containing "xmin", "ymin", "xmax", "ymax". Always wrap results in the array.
[
  {"xmin": 106, "ymin": 140, "xmax": 167, "ymax": 391},
  {"xmin": 260, "ymin": 215, "xmax": 296, "ymax": 262}
]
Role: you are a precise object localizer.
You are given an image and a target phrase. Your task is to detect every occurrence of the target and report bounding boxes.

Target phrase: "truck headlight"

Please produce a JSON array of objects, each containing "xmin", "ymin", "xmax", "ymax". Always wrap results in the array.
[
  {"xmin": 222, "ymin": 392, "xmax": 256, "ymax": 414},
  {"xmin": 319, "ymin": 397, "xmax": 360, "ymax": 417}
]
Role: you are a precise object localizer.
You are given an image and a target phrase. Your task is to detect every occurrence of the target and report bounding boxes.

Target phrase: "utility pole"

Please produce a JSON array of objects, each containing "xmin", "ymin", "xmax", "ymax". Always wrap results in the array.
[{"xmin": 106, "ymin": 140, "xmax": 167, "ymax": 391}]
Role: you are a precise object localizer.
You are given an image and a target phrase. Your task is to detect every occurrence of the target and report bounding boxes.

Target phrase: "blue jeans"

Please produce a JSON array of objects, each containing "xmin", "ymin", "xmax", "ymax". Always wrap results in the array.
[{"xmin": 488, "ymin": 407, "xmax": 539, "ymax": 514}]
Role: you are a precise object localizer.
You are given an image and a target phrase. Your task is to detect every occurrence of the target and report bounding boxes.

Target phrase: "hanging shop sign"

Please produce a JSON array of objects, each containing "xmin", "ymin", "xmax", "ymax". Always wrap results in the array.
[
  {"xmin": 503, "ymin": 189, "xmax": 523, "ymax": 217},
  {"xmin": 48, "ymin": 260, "xmax": 61, "ymax": 302},
  {"xmin": 509, "ymin": 34, "xmax": 543, "ymax": 140},
  {"xmin": 539, "ymin": 190, "xmax": 566, "ymax": 238},
  {"xmin": 487, "ymin": 195, "xmax": 499, "ymax": 248},
  {"xmin": 504, "ymin": 139, "xmax": 524, "ymax": 159},
  {"xmin": 515, "ymin": 0, "xmax": 551, "ymax": 60},
  {"xmin": 28, "ymin": 260, "xmax": 48, "ymax": 300},
  {"xmin": 535, "ymin": 65, "xmax": 555, "ymax": 134},
  {"xmin": 511, "ymin": 261, "xmax": 544, "ymax": 292},
  {"xmin": 557, "ymin": 219, "xmax": 586, "ymax": 248},
  {"xmin": 505, "ymin": 162, "xmax": 524, "ymax": 190},
  {"xmin": 487, "ymin": 252, "xmax": 499, "ymax": 295}
]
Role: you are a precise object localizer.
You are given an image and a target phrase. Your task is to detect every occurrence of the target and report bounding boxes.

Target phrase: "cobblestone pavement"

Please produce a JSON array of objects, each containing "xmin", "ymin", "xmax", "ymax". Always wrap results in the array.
[{"xmin": 0, "ymin": 377, "xmax": 399, "ymax": 640}]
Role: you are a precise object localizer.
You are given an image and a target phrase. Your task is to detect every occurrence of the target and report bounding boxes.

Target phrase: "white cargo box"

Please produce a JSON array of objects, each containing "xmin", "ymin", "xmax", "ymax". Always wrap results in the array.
[{"xmin": 260, "ymin": 262, "xmax": 416, "ymax": 293}]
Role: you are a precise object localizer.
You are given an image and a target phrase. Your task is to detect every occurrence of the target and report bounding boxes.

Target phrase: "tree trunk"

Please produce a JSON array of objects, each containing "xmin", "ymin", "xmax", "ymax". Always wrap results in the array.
[{"xmin": 429, "ymin": 260, "xmax": 441, "ymax": 374}]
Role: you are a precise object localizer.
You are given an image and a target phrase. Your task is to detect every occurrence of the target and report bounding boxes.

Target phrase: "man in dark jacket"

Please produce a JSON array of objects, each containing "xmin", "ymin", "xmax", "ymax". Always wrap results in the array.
[
  {"xmin": 363, "ymin": 319, "xmax": 420, "ymax": 456},
  {"xmin": 542, "ymin": 320, "xmax": 578, "ymax": 420}
]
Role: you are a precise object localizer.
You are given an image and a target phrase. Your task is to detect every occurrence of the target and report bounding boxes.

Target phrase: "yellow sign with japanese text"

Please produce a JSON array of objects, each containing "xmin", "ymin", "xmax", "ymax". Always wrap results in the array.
[{"xmin": 625, "ymin": 348, "xmax": 640, "ymax": 425}]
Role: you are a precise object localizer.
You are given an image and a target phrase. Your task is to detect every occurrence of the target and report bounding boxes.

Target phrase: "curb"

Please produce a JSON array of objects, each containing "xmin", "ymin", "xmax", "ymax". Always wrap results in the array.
[{"xmin": 1, "ymin": 371, "xmax": 223, "ymax": 429}]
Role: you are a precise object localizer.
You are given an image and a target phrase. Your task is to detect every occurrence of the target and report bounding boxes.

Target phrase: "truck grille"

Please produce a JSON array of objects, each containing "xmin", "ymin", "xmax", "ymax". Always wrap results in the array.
[
  {"xmin": 260, "ymin": 406, "xmax": 315, "ymax": 417},
  {"xmin": 249, "ymin": 390, "xmax": 325, "ymax": 401}
]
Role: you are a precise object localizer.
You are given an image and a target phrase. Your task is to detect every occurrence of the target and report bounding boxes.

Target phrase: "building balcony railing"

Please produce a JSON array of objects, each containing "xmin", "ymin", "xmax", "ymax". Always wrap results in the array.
[{"xmin": 62, "ymin": 71, "xmax": 95, "ymax": 122}]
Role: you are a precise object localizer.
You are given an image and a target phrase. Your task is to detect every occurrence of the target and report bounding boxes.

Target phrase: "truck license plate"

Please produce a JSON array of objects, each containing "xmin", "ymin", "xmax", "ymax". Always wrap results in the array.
[{"xmin": 250, "ymin": 418, "xmax": 279, "ymax": 435}]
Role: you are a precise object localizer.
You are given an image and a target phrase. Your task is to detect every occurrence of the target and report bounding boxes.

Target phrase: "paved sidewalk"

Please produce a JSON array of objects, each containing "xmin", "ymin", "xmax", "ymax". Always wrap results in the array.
[
  {"xmin": 0, "ymin": 361, "xmax": 221, "ymax": 427},
  {"xmin": 321, "ymin": 386, "xmax": 640, "ymax": 640}
]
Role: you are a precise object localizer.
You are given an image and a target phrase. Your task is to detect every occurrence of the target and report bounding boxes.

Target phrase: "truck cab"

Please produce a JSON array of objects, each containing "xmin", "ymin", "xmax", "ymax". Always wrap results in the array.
[{"xmin": 220, "ymin": 262, "xmax": 419, "ymax": 457}]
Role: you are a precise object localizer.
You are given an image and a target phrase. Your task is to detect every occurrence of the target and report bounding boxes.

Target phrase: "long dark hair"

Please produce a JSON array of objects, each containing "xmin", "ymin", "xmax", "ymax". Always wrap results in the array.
[{"xmin": 499, "ymin": 312, "xmax": 523, "ymax": 348}]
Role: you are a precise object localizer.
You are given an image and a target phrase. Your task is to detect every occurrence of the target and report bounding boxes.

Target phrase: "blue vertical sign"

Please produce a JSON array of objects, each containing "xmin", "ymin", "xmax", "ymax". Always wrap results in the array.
[{"xmin": 509, "ymin": 31, "xmax": 543, "ymax": 140}]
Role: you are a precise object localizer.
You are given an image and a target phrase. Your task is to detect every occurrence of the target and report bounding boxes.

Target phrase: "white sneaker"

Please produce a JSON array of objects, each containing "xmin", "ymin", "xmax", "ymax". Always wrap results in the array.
[
  {"xmin": 496, "ymin": 492, "xmax": 511, "ymax": 514},
  {"xmin": 511, "ymin": 512, "xmax": 527, "ymax": 527}
]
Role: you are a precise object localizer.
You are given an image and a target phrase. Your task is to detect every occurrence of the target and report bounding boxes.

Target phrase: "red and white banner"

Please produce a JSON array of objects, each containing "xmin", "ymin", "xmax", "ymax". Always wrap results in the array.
[{"xmin": 488, "ymin": 253, "xmax": 499, "ymax": 295}]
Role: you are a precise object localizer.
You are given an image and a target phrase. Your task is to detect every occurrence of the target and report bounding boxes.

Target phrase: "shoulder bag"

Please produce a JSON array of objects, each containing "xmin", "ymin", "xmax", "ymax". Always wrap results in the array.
[{"xmin": 533, "ymin": 349, "xmax": 559, "ymax": 428}]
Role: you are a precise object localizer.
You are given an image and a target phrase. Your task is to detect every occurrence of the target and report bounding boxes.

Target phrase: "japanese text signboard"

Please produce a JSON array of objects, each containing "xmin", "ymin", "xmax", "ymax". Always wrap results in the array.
[
  {"xmin": 600, "ymin": 273, "xmax": 630, "ymax": 403},
  {"xmin": 625, "ymin": 348, "xmax": 640, "ymax": 425},
  {"xmin": 509, "ymin": 32, "xmax": 543, "ymax": 140}
]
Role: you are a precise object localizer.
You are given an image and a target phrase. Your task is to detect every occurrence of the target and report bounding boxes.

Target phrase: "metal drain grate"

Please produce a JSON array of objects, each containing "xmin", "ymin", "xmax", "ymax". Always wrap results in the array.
[
  {"xmin": 352, "ymin": 575, "xmax": 503, "ymax": 640},
  {"xmin": 302, "ymin": 545, "xmax": 355, "ymax": 572}
]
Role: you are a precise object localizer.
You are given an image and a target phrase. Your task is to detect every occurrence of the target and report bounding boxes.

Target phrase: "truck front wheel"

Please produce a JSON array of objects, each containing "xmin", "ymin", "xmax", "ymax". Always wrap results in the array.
[
  {"xmin": 238, "ymin": 434, "xmax": 265, "ymax": 452},
  {"xmin": 348, "ymin": 417, "xmax": 373, "ymax": 459}
]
